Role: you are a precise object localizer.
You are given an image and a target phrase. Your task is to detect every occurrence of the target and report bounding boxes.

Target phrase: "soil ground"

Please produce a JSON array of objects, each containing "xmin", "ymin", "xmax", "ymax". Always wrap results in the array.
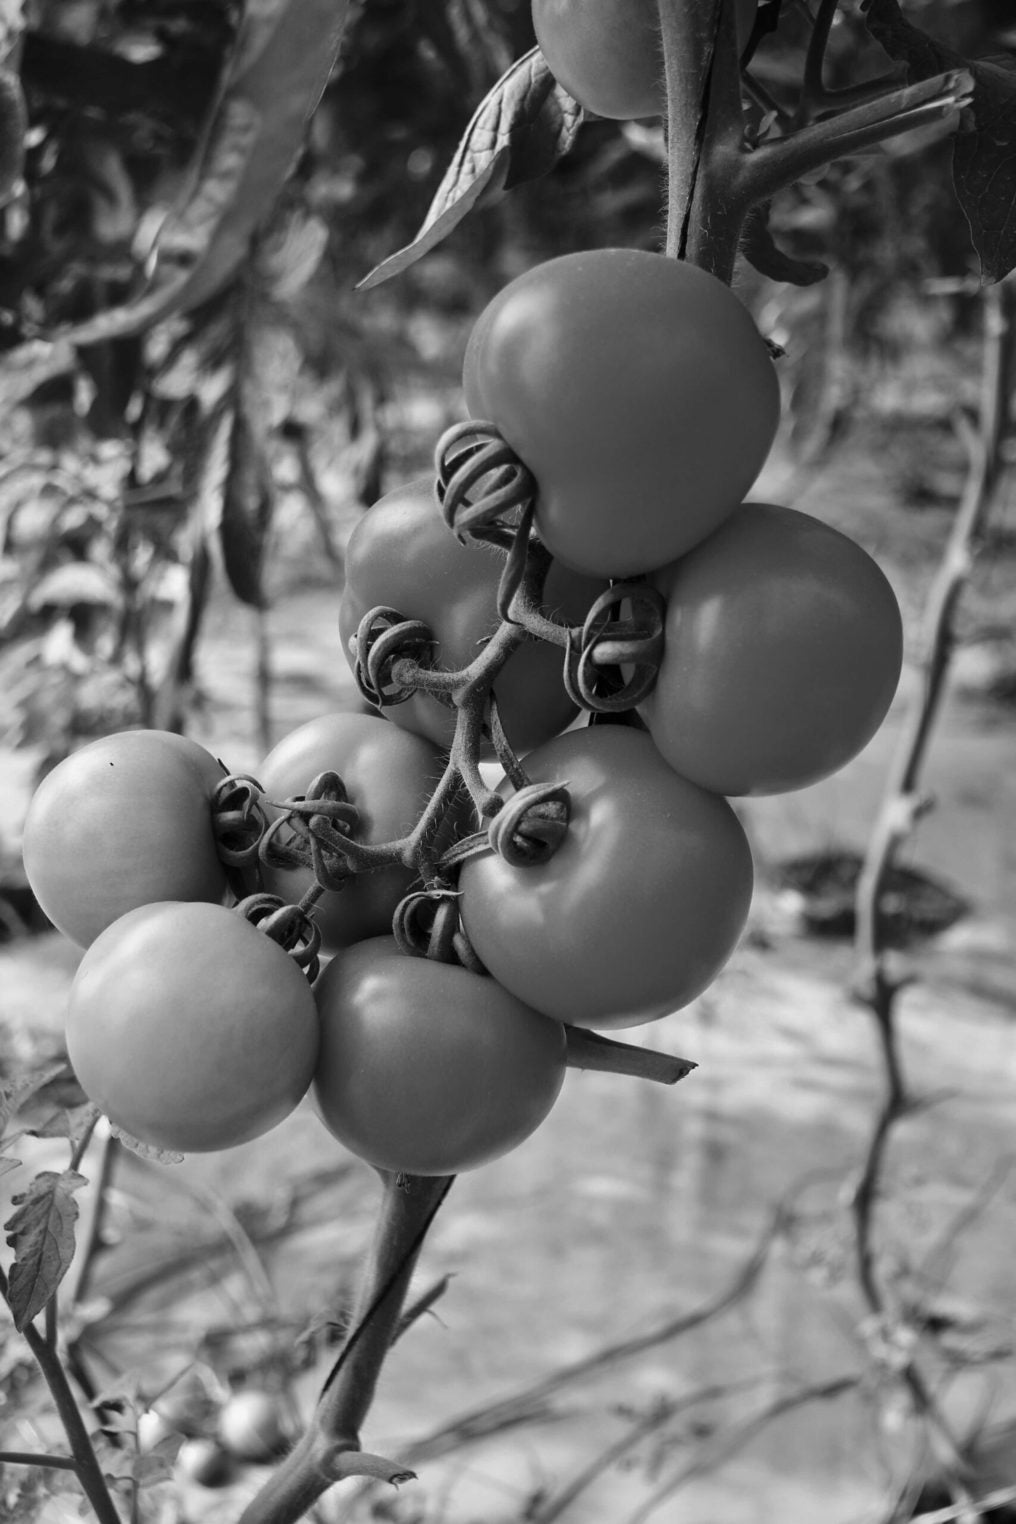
[{"xmin": 1, "ymin": 416, "xmax": 1015, "ymax": 1524}]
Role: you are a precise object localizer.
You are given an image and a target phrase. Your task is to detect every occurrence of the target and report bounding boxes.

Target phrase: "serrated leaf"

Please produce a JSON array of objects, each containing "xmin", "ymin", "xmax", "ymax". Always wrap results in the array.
[
  {"xmin": 863, "ymin": 0, "xmax": 1016, "ymax": 282},
  {"xmin": 0, "ymin": 1061, "xmax": 68, "ymax": 1137},
  {"xmin": 0, "ymin": 1153, "xmax": 22, "ymax": 1178},
  {"xmin": 741, "ymin": 202, "xmax": 829, "ymax": 286},
  {"xmin": 4, "ymin": 1169, "xmax": 87, "ymax": 1331},
  {"xmin": 358, "ymin": 47, "xmax": 583, "ymax": 291},
  {"xmin": 15, "ymin": 1066, "xmax": 93, "ymax": 1142}
]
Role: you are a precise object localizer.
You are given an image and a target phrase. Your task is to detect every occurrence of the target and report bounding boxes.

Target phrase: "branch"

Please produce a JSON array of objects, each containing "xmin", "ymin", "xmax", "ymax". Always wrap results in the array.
[
  {"xmin": 743, "ymin": 70, "xmax": 974, "ymax": 207},
  {"xmin": 855, "ymin": 281, "xmax": 1016, "ymax": 992},
  {"xmin": 0, "ymin": 1268, "xmax": 122, "ymax": 1524},
  {"xmin": 239, "ymin": 1173, "xmax": 453, "ymax": 1524},
  {"xmin": 848, "ymin": 279, "xmax": 1016, "ymax": 1524}
]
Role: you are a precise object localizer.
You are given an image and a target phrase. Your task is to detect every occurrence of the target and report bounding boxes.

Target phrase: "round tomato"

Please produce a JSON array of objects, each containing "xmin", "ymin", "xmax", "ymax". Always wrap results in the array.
[
  {"xmin": 313, "ymin": 937, "xmax": 567, "ymax": 1174},
  {"xmin": 217, "ymin": 1391, "xmax": 289, "ymax": 1463},
  {"xmin": 22, "ymin": 730, "xmax": 229, "ymax": 948},
  {"xmin": 533, "ymin": 0, "xmax": 758, "ymax": 120},
  {"xmin": 66, "ymin": 901, "xmax": 319, "ymax": 1153},
  {"xmin": 459, "ymin": 727, "xmax": 753, "ymax": 1028},
  {"xmin": 463, "ymin": 250, "xmax": 780, "ymax": 578},
  {"xmin": 257, "ymin": 711, "xmax": 459, "ymax": 952},
  {"xmin": 339, "ymin": 477, "xmax": 604, "ymax": 752},
  {"xmin": 638, "ymin": 503, "xmax": 904, "ymax": 796}
]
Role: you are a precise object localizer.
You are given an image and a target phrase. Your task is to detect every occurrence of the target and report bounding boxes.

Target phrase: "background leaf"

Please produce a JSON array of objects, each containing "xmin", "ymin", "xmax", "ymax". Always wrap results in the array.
[
  {"xmin": 4, "ymin": 1169, "xmax": 87, "ymax": 1331},
  {"xmin": 863, "ymin": 0, "xmax": 1016, "ymax": 282},
  {"xmin": 57, "ymin": 0, "xmax": 353, "ymax": 347},
  {"xmin": 358, "ymin": 47, "xmax": 583, "ymax": 291},
  {"xmin": 219, "ymin": 403, "xmax": 274, "ymax": 608}
]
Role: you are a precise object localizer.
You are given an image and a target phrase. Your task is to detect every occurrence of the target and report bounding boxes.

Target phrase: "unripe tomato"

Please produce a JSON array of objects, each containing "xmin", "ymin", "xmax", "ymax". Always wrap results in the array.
[
  {"xmin": 173, "ymin": 1438, "xmax": 233, "ymax": 1488},
  {"xmin": 339, "ymin": 478, "xmax": 604, "ymax": 752},
  {"xmin": 313, "ymin": 937, "xmax": 567, "ymax": 1174},
  {"xmin": 463, "ymin": 250, "xmax": 780, "ymax": 578},
  {"xmin": 217, "ymin": 1390, "xmax": 289, "ymax": 1463},
  {"xmin": 66, "ymin": 901, "xmax": 319, "ymax": 1153},
  {"xmin": 459, "ymin": 727, "xmax": 753, "ymax": 1028},
  {"xmin": 257, "ymin": 712, "xmax": 456, "ymax": 953},
  {"xmin": 22, "ymin": 730, "xmax": 229, "ymax": 948},
  {"xmin": 638, "ymin": 503, "xmax": 904, "ymax": 796},
  {"xmin": 533, "ymin": 0, "xmax": 758, "ymax": 120}
]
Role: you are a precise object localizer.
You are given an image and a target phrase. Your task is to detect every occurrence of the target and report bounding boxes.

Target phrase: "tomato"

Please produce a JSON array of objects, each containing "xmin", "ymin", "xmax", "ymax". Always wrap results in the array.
[
  {"xmin": 217, "ymin": 1391, "xmax": 289, "ymax": 1463},
  {"xmin": 313, "ymin": 937, "xmax": 567, "ymax": 1174},
  {"xmin": 257, "ymin": 711, "xmax": 459, "ymax": 953},
  {"xmin": 173, "ymin": 1439, "xmax": 233, "ymax": 1488},
  {"xmin": 339, "ymin": 477, "xmax": 604, "ymax": 752},
  {"xmin": 463, "ymin": 250, "xmax": 780, "ymax": 578},
  {"xmin": 22, "ymin": 730, "xmax": 230, "ymax": 948},
  {"xmin": 459, "ymin": 727, "xmax": 753, "ymax": 1028},
  {"xmin": 533, "ymin": 0, "xmax": 758, "ymax": 120},
  {"xmin": 638, "ymin": 503, "xmax": 904, "ymax": 796},
  {"xmin": 66, "ymin": 901, "xmax": 319, "ymax": 1153}
]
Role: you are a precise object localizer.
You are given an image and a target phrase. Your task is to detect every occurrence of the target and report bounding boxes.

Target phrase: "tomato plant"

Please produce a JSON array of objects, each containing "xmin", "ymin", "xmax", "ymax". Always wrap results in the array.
[
  {"xmin": 532, "ymin": 0, "xmax": 758, "ymax": 120},
  {"xmin": 459, "ymin": 726, "xmax": 754, "ymax": 1028},
  {"xmin": 463, "ymin": 250, "xmax": 780, "ymax": 577},
  {"xmin": 257, "ymin": 711, "xmax": 455, "ymax": 952},
  {"xmin": 66, "ymin": 901, "xmax": 319, "ymax": 1153},
  {"xmin": 638, "ymin": 503, "xmax": 904, "ymax": 796},
  {"xmin": 22, "ymin": 730, "xmax": 230, "ymax": 948},
  {"xmin": 339, "ymin": 476, "xmax": 604, "ymax": 751},
  {"xmin": 313, "ymin": 937, "xmax": 567, "ymax": 1174}
]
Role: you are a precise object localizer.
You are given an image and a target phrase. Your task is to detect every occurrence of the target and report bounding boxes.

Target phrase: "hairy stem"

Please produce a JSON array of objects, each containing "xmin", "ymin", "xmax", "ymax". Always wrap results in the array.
[
  {"xmin": 658, "ymin": 0, "xmax": 748, "ymax": 279},
  {"xmin": 0, "ymin": 1268, "xmax": 122, "ymax": 1524},
  {"xmin": 745, "ymin": 70, "xmax": 974, "ymax": 205},
  {"xmin": 239, "ymin": 1174, "xmax": 453, "ymax": 1524}
]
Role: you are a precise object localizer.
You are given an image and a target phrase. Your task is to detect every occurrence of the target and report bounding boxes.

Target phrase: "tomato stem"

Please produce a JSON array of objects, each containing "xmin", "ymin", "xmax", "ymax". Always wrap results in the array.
[
  {"xmin": 657, "ymin": 0, "xmax": 747, "ymax": 281},
  {"xmin": 238, "ymin": 1174, "xmax": 453, "ymax": 1524}
]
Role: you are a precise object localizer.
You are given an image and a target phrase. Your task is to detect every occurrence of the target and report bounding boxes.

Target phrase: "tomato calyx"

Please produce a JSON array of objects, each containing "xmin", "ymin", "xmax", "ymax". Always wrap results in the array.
[
  {"xmin": 392, "ymin": 886, "xmax": 485, "ymax": 971},
  {"xmin": 435, "ymin": 418, "xmax": 537, "ymax": 551},
  {"xmin": 350, "ymin": 606, "xmax": 441, "ymax": 708},
  {"xmin": 210, "ymin": 773, "xmax": 269, "ymax": 869},
  {"xmin": 485, "ymin": 780, "xmax": 571, "ymax": 867},
  {"xmin": 260, "ymin": 769, "xmax": 371, "ymax": 890},
  {"xmin": 235, "ymin": 891, "xmax": 322, "ymax": 980},
  {"xmin": 563, "ymin": 581, "xmax": 666, "ymax": 713}
]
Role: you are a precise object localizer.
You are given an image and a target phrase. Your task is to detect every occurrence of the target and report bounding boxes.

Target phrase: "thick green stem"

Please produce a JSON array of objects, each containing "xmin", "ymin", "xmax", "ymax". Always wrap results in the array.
[
  {"xmin": 658, "ymin": 0, "xmax": 748, "ymax": 280},
  {"xmin": 239, "ymin": 1174, "xmax": 453, "ymax": 1524},
  {"xmin": 0, "ymin": 1270, "xmax": 122, "ymax": 1524}
]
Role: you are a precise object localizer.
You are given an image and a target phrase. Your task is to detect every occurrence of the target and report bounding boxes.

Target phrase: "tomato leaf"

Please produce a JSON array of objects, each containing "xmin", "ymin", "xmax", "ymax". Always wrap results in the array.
[
  {"xmin": 358, "ymin": 47, "xmax": 583, "ymax": 291},
  {"xmin": 219, "ymin": 402, "xmax": 274, "ymax": 609},
  {"xmin": 862, "ymin": 0, "xmax": 1016, "ymax": 282},
  {"xmin": 52, "ymin": 0, "xmax": 351, "ymax": 348},
  {"xmin": 4, "ymin": 1169, "xmax": 87, "ymax": 1331},
  {"xmin": 0, "ymin": 1061, "xmax": 68, "ymax": 1138},
  {"xmin": 741, "ymin": 202, "xmax": 829, "ymax": 286}
]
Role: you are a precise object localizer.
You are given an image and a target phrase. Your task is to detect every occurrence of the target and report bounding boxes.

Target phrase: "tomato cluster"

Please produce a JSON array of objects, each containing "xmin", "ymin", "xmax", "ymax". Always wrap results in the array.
[{"xmin": 23, "ymin": 246, "xmax": 902, "ymax": 1179}]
